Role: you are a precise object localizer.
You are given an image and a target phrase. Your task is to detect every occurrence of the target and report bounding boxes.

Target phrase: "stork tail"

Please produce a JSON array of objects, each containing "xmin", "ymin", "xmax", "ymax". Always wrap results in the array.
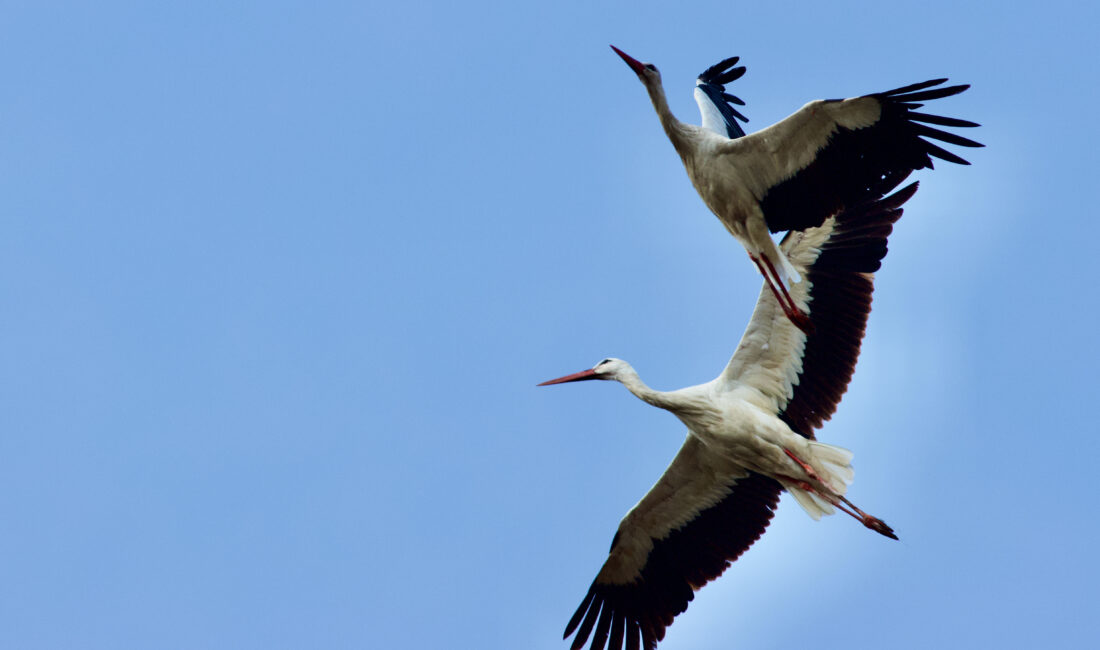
[{"xmin": 779, "ymin": 441, "xmax": 854, "ymax": 520}]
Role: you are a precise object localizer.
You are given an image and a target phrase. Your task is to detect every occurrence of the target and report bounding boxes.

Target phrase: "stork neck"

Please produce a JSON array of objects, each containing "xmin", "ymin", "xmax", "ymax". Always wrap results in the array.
[
  {"xmin": 645, "ymin": 82, "xmax": 691, "ymax": 149},
  {"xmin": 617, "ymin": 368, "xmax": 678, "ymax": 411}
]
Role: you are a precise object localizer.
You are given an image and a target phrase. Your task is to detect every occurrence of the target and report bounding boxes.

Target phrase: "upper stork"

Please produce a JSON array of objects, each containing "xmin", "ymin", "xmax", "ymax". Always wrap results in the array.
[
  {"xmin": 610, "ymin": 45, "xmax": 981, "ymax": 332},
  {"xmin": 540, "ymin": 182, "xmax": 918, "ymax": 650}
]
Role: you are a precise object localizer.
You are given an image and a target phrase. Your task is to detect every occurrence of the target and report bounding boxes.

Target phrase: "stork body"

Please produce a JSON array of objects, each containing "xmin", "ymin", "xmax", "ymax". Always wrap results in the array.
[
  {"xmin": 541, "ymin": 183, "xmax": 918, "ymax": 650},
  {"xmin": 610, "ymin": 46, "xmax": 982, "ymax": 332},
  {"xmin": 547, "ymin": 360, "xmax": 858, "ymax": 516}
]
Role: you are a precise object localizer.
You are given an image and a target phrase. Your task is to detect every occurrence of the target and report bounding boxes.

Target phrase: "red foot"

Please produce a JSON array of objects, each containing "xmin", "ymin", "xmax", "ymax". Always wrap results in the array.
[
  {"xmin": 862, "ymin": 516, "xmax": 899, "ymax": 540},
  {"xmin": 786, "ymin": 307, "xmax": 814, "ymax": 335},
  {"xmin": 784, "ymin": 448, "xmax": 899, "ymax": 541},
  {"xmin": 837, "ymin": 494, "xmax": 899, "ymax": 540}
]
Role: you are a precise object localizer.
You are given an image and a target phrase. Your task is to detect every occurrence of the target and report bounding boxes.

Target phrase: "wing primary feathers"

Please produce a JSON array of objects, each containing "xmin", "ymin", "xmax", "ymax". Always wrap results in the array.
[
  {"xmin": 713, "ymin": 66, "xmax": 746, "ymax": 85},
  {"xmin": 922, "ymin": 140, "xmax": 973, "ymax": 165},
  {"xmin": 571, "ymin": 598, "xmax": 602, "ymax": 650},
  {"xmin": 908, "ymin": 111, "xmax": 980, "ymax": 128},
  {"xmin": 879, "ymin": 78, "xmax": 948, "ymax": 95},
  {"xmin": 757, "ymin": 75, "xmax": 980, "ymax": 232},
  {"xmin": 884, "ymin": 82, "xmax": 971, "ymax": 103},
  {"xmin": 565, "ymin": 589, "xmax": 597, "ymax": 639},
  {"xmin": 698, "ymin": 56, "xmax": 744, "ymax": 84},
  {"xmin": 882, "ymin": 181, "xmax": 919, "ymax": 207},
  {"xmin": 724, "ymin": 104, "xmax": 749, "ymax": 123},
  {"xmin": 592, "ymin": 604, "xmax": 614, "ymax": 650},
  {"xmin": 609, "ymin": 612, "xmax": 626, "ymax": 650},
  {"xmin": 722, "ymin": 92, "xmax": 745, "ymax": 106},
  {"xmin": 640, "ymin": 621, "xmax": 657, "ymax": 650},
  {"xmin": 625, "ymin": 621, "xmax": 640, "ymax": 650},
  {"xmin": 912, "ymin": 123, "xmax": 984, "ymax": 148}
]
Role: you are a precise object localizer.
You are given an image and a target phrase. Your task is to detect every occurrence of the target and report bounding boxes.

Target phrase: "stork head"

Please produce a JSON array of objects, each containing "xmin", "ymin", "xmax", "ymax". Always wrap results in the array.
[
  {"xmin": 537, "ymin": 358, "xmax": 629, "ymax": 386},
  {"xmin": 610, "ymin": 45, "xmax": 661, "ymax": 86}
]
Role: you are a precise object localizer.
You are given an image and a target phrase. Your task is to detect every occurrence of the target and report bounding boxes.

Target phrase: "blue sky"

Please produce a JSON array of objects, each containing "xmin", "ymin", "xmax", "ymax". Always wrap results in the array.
[{"xmin": 2, "ymin": 1, "xmax": 1097, "ymax": 648}]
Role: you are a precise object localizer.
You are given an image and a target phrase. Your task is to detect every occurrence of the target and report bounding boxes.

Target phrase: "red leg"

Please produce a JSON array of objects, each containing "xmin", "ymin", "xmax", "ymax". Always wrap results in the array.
[
  {"xmin": 758, "ymin": 255, "xmax": 813, "ymax": 334},
  {"xmin": 782, "ymin": 448, "xmax": 898, "ymax": 540},
  {"xmin": 783, "ymin": 448, "xmax": 823, "ymax": 482},
  {"xmin": 749, "ymin": 255, "xmax": 798, "ymax": 318}
]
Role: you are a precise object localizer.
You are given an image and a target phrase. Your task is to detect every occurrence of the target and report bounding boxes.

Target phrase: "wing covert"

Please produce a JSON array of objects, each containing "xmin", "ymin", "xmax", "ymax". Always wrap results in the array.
[{"xmin": 719, "ymin": 80, "xmax": 980, "ymax": 233}]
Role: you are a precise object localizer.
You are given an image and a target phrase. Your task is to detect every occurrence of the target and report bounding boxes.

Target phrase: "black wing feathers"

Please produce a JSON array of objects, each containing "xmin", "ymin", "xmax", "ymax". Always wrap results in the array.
[
  {"xmin": 910, "ymin": 123, "xmax": 982, "ymax": 149},
  {"xmin": 700, "ymin": 56, "xmax": 747, "ymax": 85},
  {"xmin": 885, "ymin": 79, "xmax": 968, "ymax": 103},
  {"xmin": 908, "ymin": 111, "xmax": 979, "ymax": 128},
  {"xmin": 564, "ymin": 472, "xmax": 782, "ymax": 650},
  {"xmin": 696, "ymin": 56, "xmax": 749, "ymax": 138},
  {"xmin": 778, "ymin": 183, "xmax": 916, "ymax": 438},
  {"xmin": 760, "ymin": 79, "xmax": 981, "ymax": 233}
]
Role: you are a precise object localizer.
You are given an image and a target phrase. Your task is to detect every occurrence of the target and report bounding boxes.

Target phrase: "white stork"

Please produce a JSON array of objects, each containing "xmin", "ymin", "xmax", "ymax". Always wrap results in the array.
[
  {"xmin": 610, "ymin": 45, "xmax": 981, "ymax": 333},
  {"xmin": 540, "ymin": 182, "xmax": 919, "ymax": 650}
]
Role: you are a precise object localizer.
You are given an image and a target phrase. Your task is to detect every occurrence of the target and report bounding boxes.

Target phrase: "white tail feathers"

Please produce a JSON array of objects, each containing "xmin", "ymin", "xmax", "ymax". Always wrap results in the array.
[
  {"xmin": 782, "ymin": 441, "xmax": 855, "ymax": 520},
  {"xmin": 787, "ymin": 487, "xmax": 834, "ymax": 520},
  {"xmin": 810, "ymin": 441, "xmax": 854, "ymax": 491}
]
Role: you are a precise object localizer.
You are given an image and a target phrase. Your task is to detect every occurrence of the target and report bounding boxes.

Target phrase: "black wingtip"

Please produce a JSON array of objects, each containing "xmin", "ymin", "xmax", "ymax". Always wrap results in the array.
[
  {"xmin": 913, "ymin": 123, "xmax": 984, "ymax": 148},
  {"xmin": 722, "ymin": 91, "xmax": 746, "ymax": 106},
  {"xmin": 908, "ymin": 111, "xmax": 981, "ymax": 129},
  {"xmin": 714, "ymin": 66, "xmax": 746, "ymax": 85},
  {"xmin": 900, "ymin": 84, "xmax": 971, "ymax": 102},
  {"xmin": 880, "ymin": 78, "xmax": 949, "ymax": 96},
  {"xmin": 564, "ymin": 588, "xmax": 596, "ymax": 639},
  {"xmin": 923, "ymin": 140, "xmax": 973, "ymax": 165},
  {"xmin": 698, "ymin": 55, "xmax": 748, "ymax": 86},
  {"xmin": 872, "ymin": 78, "xmax": 983, "ymax": 165},
  {"xmin": 570, "ymin": 599, "xmax": 601, "ymax": 650},
  {"xmin": 889, "ymin": 181, "xmax": 919, "ymax": 207}
]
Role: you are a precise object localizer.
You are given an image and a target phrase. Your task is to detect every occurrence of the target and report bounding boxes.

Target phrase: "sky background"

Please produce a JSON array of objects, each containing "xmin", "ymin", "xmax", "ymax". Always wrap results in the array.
[{"xmin": 2, "ymin": 1, "xmax": 1097, "ymax": 648}]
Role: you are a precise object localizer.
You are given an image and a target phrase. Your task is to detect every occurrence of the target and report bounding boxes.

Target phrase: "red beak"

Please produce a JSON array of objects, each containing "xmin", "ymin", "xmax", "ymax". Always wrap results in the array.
[
  {"xmin": 610, "ymin": 45, "xmax": 647, "ymax": 75},
  {"xmin": 537, "ymin": 368, "xmax": 600, "ymax": 386}
]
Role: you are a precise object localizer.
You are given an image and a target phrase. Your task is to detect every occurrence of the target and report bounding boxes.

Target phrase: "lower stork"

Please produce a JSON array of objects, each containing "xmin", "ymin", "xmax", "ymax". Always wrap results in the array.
[{"xmin": 539, "ymin": 182, "xmax": 918, "ymax": 650}]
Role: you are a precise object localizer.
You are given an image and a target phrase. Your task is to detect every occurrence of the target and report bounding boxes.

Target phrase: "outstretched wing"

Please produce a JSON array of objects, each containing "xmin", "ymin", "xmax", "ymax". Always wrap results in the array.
[
  {"xmin": 694, "ymin": 56, "xmax": 749, "ymax": 138},
  {"xmin": 564, "ymin": 435, "xmax": 781, "ymax": 650},
  {"xmin": 720, "ymin": 79, "xmax": 980, "ymax": 232},
  {"xmin": 717, "ymin": 182, "xmax": 918, "ymax": 437}
]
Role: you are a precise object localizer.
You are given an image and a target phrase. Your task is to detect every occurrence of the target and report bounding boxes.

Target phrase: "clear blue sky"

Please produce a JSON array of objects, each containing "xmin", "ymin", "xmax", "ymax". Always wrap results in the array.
[{"xmin": 2, "ymin": 1, "xmax": 1097, "ymax": 648}]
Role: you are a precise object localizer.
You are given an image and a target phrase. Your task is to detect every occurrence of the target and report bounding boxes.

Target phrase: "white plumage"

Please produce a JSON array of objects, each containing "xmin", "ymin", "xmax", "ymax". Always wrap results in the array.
[{"xmin": 541, "ymin": 183, "xmax": 919, "ymax": 650}]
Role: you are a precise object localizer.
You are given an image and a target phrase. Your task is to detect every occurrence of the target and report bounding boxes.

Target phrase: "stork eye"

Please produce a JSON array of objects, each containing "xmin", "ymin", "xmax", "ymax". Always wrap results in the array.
[
  {"xmin": 645, "ymin": 64, "xmax": 657, "ymax": 72},
  {"xmin": 598, "ymin": 358, "xmax": 613, "ymax": 366}
]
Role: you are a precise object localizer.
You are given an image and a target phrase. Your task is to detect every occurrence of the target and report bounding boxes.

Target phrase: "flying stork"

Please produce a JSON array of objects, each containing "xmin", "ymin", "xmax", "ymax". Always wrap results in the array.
[
  {"xmin": 610, "ymin": 45, "xmax": 981, "ymax": 333},
  {"xmin": 540, "ymin": 182, "xmax": 919, "ymax": 650}
]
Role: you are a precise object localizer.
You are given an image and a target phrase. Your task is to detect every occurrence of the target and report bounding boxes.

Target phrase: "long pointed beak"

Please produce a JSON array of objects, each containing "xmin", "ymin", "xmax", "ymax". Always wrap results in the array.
[
  {"xmin": 610, "ymin": 45, "xmax": 646, "ymax": 75},
  {"xmin": 537, "ymin": 368, "xmax": 600, "ymax": 386}
]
